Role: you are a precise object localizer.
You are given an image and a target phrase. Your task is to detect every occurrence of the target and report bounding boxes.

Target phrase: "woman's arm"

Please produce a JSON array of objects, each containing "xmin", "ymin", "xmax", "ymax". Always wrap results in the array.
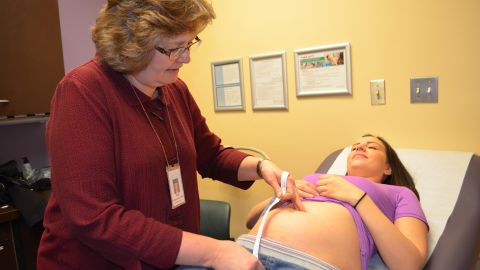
[
  {"xmin": 356, "ymin": 196, "xmax": 428, "ymax": 270},
  {"xmin": 245, "ymin": 178, "xmax": 319, "ymax": 229},
  {"xmin": 176, "ymin": 231, "xmax": 263, "ymax": 270},
  {"xmin": 244, "ymin": 177, "xmax": 318, "ymax": 229},
  {"xmin": 316, "ymin": 175, "xmax": 428, "ymax": 270},
  {"xmin": 245, "ymin": 198, "xmax": 273, "ymax": 229},
  {"xmin": 238, "ymin": 157, "xmax": 304, "ymax": 211}
]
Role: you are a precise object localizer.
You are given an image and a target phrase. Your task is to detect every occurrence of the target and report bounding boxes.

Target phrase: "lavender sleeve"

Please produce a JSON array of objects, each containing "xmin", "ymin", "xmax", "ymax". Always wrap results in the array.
[{"xmin": 392, "ymin": 187, "xmax": 429, "ymax": 227}]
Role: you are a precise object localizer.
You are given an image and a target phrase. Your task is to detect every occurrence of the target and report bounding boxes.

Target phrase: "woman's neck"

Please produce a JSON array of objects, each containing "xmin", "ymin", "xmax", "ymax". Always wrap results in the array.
[
  {"xmin": 124, "ymin": 74, "xmax": 158, "ymax": 98},
  {"xmin": 348, "ymin": 170, "xmax": 384, "ymax": 184}
]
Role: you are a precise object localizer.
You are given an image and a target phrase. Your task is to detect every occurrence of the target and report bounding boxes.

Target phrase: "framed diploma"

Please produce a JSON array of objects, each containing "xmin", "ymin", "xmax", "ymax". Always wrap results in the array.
[
  {"xmin": 211, "ymin": 58, "xmax": 245, "ymax": 111},
  {"xmin": 249, "ymin": 51, "xmax": 288, "ymax": 110},
  {"xmin": 294, "ymin": 42, "xmax": 352, "ymax": 96}
]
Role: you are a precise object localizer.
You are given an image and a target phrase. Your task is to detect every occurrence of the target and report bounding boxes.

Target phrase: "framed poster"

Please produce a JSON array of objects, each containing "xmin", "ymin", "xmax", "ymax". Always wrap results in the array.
[
  {"xmin": 294, "ymin": 42, "xmax": 352, "ymax": 96},
  {"xmin": 249, "ymin": 51, "xmax": 288, "ymax": 110},
  {"xmin": 211, "ymin": 59, "xmax": 245, "ymax": 111}
]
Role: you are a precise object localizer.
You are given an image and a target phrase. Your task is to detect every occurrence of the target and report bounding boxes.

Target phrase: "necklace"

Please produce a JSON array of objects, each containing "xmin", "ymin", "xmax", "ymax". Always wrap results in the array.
[
  {"xmin": 130, "ymin": 84, "xmax": 180, "ymax": 167},
  {"xmin": 128, "ymin": 81, "xmax": 186, "ymax": 209}
]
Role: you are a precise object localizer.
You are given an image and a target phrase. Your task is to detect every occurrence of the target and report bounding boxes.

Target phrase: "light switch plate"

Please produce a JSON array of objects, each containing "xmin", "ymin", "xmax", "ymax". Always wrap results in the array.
[
  {"xmin": 370, "ymin": 79, "xmax": 385, "ymax": 105},
  {"xmin": 410, "ymin": 77, "xmax": 438, "ymax": 103}
]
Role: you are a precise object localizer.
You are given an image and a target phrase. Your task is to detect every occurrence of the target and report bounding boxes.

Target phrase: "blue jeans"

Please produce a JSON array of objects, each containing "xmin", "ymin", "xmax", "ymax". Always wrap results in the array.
[
  {"xmin": 176, "ymin": 249, "xmax": 309, "ymax": 269},
  {"xmin": 176, "ymin": 234, "xmax": 337, "ymax": 270},
  {"xmin": 259, "ymin": 252, "xmax": 310, "ymax": 269}
]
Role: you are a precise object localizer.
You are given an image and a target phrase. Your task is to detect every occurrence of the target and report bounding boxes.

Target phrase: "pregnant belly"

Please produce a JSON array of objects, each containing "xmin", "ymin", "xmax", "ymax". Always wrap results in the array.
[{"xmin": 248, "ymin": 201, "xmax": 362, "ymax": 270}]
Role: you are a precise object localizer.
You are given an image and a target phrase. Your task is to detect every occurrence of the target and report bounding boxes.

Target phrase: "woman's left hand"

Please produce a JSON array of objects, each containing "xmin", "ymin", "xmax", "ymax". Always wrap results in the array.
[
  {"xmin": 259, "ymin": 160, "xmax": 305, "ymax": 211},
  {"xmin": 296, "ymin": 179, "xmax": 319, "ymax": 198},
  {"xmin": 315, "ymin": 174, "xmax": 365, "ymax": 206}
]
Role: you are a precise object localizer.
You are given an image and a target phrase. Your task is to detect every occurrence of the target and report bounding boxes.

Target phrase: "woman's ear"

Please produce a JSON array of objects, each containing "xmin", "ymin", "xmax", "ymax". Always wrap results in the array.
[{"xmin": 384, "ymin": 165, "xmax": 392, "ymax": 176}]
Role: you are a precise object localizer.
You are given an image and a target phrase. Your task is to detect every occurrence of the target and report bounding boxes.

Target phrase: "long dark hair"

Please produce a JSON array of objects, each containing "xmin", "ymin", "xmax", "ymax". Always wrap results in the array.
[{"xmin": 363, "ymin": 134, "xmax": 420, "ymax": 199}]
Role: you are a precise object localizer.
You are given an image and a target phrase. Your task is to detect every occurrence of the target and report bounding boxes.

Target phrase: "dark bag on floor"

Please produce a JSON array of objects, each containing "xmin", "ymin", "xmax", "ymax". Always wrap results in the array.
[
  {"xmin": 0, "ymin": 160, "xmax": 47, "ymax": 226},
  {"xmin": 0, "ymin": 160, "xmax": 22, "ymax": 204},
  {"xmin": 7, "ymin": 185, "xmax": 47, "ymax": 227}
]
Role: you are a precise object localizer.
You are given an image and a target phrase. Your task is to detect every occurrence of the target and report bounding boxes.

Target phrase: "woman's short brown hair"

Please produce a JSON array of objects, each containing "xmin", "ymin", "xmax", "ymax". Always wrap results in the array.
[{"xmin": 92, "ymin": 0, "xmax": 215, "ymax": 73}]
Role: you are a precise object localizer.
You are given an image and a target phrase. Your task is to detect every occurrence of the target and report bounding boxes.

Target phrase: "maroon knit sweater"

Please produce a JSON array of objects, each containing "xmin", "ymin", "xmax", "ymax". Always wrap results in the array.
[{"xmin": 37, "ymin": 58, "xmax": 253, "ymax": 270}]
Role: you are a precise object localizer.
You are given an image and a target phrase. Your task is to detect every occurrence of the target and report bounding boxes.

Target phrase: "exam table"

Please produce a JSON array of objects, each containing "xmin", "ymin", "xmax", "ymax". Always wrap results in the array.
[{"xmin": 315, "ymin": 148, "xmax": 480, "ymax": 270}]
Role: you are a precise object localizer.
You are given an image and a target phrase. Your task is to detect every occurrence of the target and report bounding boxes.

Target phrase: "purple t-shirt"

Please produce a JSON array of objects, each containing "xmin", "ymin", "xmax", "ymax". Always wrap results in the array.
[{"xmin": 302, "ymin": 174, "xmax": 428, "ymax": 270}]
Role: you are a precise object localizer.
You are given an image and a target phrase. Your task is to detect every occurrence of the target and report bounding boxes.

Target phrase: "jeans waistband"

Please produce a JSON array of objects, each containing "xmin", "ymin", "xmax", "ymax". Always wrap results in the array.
[{"xmin": 237, "ymin": 234, "xmax": 339, "ymax": 270}]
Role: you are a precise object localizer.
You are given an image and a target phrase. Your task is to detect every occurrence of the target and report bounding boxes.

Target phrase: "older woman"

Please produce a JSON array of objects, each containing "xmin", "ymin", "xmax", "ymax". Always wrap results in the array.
[
  {"xmin": 37, "ymin": 1, "xmax": 302, "ymax": 269},
  {"xmin": 241, "ymin": 134, "xmax": 429, "ymax": 270}
]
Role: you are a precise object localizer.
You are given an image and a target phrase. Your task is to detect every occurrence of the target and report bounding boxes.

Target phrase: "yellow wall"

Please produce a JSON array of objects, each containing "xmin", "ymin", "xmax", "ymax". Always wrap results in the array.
[{"xmin": 180, "ymin": 0, "xmax": 480, "ymax": 238}]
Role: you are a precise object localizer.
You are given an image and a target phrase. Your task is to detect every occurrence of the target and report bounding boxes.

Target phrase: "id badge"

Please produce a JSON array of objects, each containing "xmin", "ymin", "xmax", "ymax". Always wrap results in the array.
[{"xmin": 166, "ymin": 163, "xmax": 186, "ymax": 209}]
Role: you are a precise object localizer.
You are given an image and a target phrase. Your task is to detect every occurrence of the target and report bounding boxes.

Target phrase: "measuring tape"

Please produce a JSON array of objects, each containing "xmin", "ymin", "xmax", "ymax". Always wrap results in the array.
[{"xmin": 252, "ymin": 171, "xmax": 289, "ymax": 258}]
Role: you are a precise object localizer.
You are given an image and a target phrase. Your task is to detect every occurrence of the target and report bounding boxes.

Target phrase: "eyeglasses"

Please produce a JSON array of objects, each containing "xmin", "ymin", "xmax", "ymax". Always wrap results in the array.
[{"xmin": 155, "ymin": 36, "xmax": 201, "ymax": 61}]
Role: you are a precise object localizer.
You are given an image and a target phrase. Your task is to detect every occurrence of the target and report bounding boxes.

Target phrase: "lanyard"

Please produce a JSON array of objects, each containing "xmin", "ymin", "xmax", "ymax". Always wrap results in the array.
[
  {"xmin": 130, "ymin": 85, "xmax": 180, "ymax": 167},
  {"xmin": 252, "ymin": 171, "xmax": 289, "ymax": 258}
]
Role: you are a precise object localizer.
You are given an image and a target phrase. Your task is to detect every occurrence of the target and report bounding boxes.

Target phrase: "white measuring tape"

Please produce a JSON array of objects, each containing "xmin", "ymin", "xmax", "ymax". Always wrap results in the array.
[{"xmin": 252, "ymin": 171, "xmax": 289, "ymax": 258}]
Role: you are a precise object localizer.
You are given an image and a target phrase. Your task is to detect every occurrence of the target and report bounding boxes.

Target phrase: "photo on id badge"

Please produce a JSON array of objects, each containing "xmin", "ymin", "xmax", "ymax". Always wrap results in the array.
[{"xmin": 167, "ymin": 164, "xmax": 185, "ymax": 208}]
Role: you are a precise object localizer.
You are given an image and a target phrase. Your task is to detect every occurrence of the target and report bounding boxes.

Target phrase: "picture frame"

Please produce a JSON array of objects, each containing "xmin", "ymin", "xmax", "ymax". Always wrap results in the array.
[
  {"xmin": 211, "ymin": 58, "xmax": 245, "ymax": 111},
  {"xmin": 294, "ymin": 42, "xmax": 352, "ymax": 96},
  {"xmin": 249, "ymin": 51, "xmax": 288, "ymax": 110}
]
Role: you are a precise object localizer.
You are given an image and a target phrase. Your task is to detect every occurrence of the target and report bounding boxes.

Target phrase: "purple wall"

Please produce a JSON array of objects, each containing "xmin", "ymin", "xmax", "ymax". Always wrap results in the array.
[{"xmin": 57, "ymin": 0, "xmax": 105, "ymax": 73}]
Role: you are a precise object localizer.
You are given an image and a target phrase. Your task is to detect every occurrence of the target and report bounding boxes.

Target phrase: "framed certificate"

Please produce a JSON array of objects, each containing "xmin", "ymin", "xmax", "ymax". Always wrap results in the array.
[
  {"xmin": 249, "ymin": 51, "xmax": 288, "ymax": 110},
  {"xmin": 211, "ymin": 58, "xmax": 245, "ymax": 111},
  {"xmin": 294, "ymin": 42, "xmax": 352, "ymax": 96}
]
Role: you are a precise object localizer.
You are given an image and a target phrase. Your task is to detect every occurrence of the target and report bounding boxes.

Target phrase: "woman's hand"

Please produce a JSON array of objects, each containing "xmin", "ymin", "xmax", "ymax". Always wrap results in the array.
[
  {"xmin": 315, "ymin": 174, "xmax": 365, "ymax": 206},
  {"xmin": 259, "ymin": 160, "xmax": 305, "ymax": 211},
  {"xmin": 209, "ymin": 240, "xmax": 264, "ymax": 270},
  {"xmin": 295, "ymin": 179, "xmax": 319, "ymax": 198},
  {"xmin": 177, "ymin": 232, "xmax": 264, "ymax": 269}
]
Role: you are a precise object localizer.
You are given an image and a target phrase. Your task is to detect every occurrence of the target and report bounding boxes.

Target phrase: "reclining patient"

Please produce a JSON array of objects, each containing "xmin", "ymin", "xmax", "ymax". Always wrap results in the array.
[
  {"xmin": 243, "ymin": 134, "xmax": 429, "ymax": 270},
  {"xmin": 179, "ymin": 134, "xmax": 429, "ymax": 270}
]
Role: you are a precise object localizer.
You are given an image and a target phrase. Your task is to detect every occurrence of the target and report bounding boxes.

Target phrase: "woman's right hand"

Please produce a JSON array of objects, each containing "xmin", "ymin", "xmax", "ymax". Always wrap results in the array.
[
  {"xmin": 210, "ymin": 240, "xmax": 264, "ymax": 270},
  {"xmin": 295, "ymin": 179, "xmax": 319, "ymax": 198},
  {"xmin": 177, "ymin": 232, "xmax": 264, "ymax": 269}
]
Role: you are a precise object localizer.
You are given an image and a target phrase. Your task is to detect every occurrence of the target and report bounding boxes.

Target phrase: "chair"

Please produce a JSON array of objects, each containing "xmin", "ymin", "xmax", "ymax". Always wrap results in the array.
[
  {"xmin": 199, "ymin": 199, "xmax": 232, "ymax": 241},
  {"xmin": 316, "ymin": 147, "xmax": 480, "ymax": 270}
]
